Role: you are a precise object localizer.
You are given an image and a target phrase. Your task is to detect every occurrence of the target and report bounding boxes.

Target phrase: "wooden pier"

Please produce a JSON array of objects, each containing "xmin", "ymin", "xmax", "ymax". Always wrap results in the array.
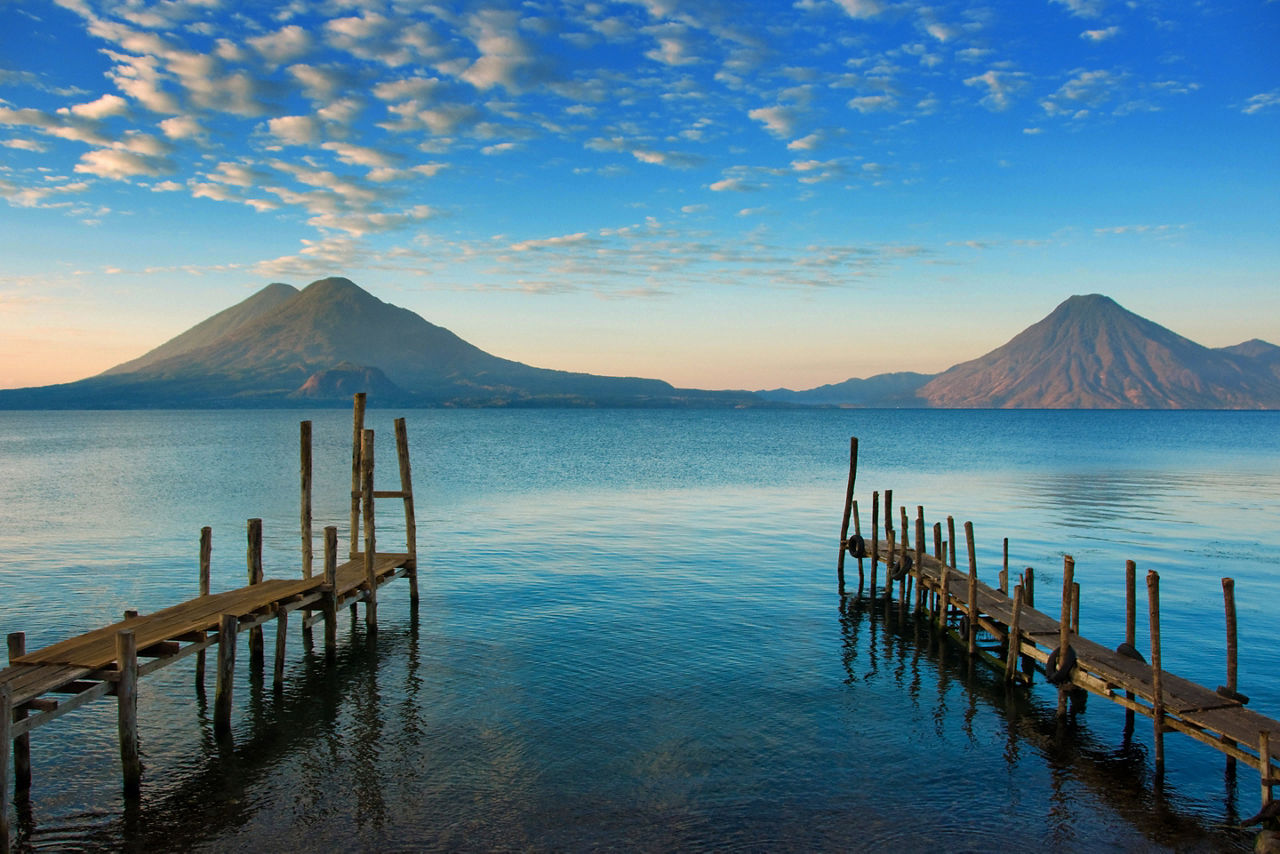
[
  {"xmin": 0, "ymin": 394, "xmax": 416, "ymax": 852},
  {"xmin": 835, "ymin": 436, "xmax": 1279, "ymax": 833}
]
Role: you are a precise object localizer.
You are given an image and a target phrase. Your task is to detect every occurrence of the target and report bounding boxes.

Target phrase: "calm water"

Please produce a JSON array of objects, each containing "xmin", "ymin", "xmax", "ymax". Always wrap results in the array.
[{"xmin": 0, "ymin": 408, "xmax": 1277, "ymax": 851}]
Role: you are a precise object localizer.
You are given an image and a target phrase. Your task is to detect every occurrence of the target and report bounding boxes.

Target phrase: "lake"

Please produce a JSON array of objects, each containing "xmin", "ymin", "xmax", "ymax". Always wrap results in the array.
[{"xmin": 0, "ymin": 407, "xmax": 1277, "ymax": 851}]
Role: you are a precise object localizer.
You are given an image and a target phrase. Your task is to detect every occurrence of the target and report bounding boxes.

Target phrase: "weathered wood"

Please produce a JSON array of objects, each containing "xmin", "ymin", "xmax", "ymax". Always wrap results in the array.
[
  {"xmin": 349, "ymin": 392, "xmax": 367, "ymax": 557},
  {"xmin": 899, "ymin": 524, "xmax": 909, "ymax": 604},
  {"xmin": 115, "ymin": 630, "xmax": 141, "ymax": 796},
  {"xmin": 1263, "ymin": 731, "xmax": 1273, "ymax": 808},
  {"xmin": 323, "ymin": 527, "xmax": 338, "ymax": 655},
  {"xmin": 1071, "ymin": 581, "xmax": 1080, "ymax": 636},
  {"xmin": 362, "ymin": 429, "xmax": 377, "ymax": 630},
  {"xmin": 914, "ymin": 506, "xmax": 925, "ymax": 613},
  {"xmin": 869, "ymin": 491, "xmax": 879, "ymax": 598},
  {"xmin": 946, "ymin": 516, "xmax": 957, "ymax": 570},
  {"xmin": 214, "ymin": 613, "xmax": 237, "ymax": 737},
  {"xmin": 852, "ymin": 500, "xmax": 864, "ymax": 593},
  {"xmin": 1148, "ymin": 570, "xmax": 1165, "ymax": 773},
  {"xmin": 1005, "ymin": 584, "xmax": 1024, "ymax": 683},
  {"xmin": 1000, "ymin": 538, "xmax": 1009, "ymax": 595},
  {"xmin": 273, "ymin": 609, "xmax": 288, "ymax": 688},
  {"xmin": 1223, "ymin": 577, "xmax": 1237, "ymax": 694},
  {"xmin": 1057, "ymin": 555, "xmax": 1074, "ymax": 718},
  {"xmin": 301, "ymin": 421, "xmax": 313, "ymax": 579},
  {"xmin": 196, "ymin": 527, "xmax": 212, "ymax": 689},
  {"xmin": 837, "ymin": 437, "xmax": 857, "ymax": 593},
  {"xmin": 884, "ymin": 489, "xmax": 893, "ymax": 544},
  {"xmin": 886, "ymin": 527, "xmax": 896, "ymax": 604},
  {"xmin": 247, "ymin": 519, "xmax": 264, "ymax": 667},
  {"xmin": 1, "ymin": 682, "xmax": 10, "ymax": 853},
  {"xmin": 965, "ymin": 521, "xmax": 978, "ymax": 656},
  {"xmin": 6, "ymin": 634, "xmax": 30, "ymax": 793}
]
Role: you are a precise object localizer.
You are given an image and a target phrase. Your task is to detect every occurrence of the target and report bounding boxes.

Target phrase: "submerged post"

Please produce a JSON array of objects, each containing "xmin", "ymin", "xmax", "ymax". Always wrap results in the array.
[
  {"xmin": 116, "ymin": 629, "xmax": 141, "ymax": 797},
  {"xmin": 965, "ymin": 521, "xmax": 978, "ymax": 656},
  {"xmin": 323, "ymin": 526, "xmax": 338, "ymax": 656},
  {"xmin": 362, "ymin": 428, "xmax": 377, "ymax": 631},
  {"xmin": 837, "ymin": 437, "xmax": 858, "ymax": 594},
  {"xmin": 214, "ymin": 614, "xmax": 237, "ymax": 736},
  {"xmin": 1223, "ymin": 578, "xmax": 1238, "ymax": 697},
  {"xmin": 1, "ymin": 684, "xmax": 11, "ymax": 852},
  {"xmin": 914, "ymin": 506, "xmax": 925, "ymax": 613},
  {"xmin": 869, "ymin": 491, "xmax": 880, "ymax": 599},
  {"xmin": 1056, "ymin": 555, "xmax": 1075, "ymax": 719},
  {"xmin": 247, "ymin": 518, "xmax": 264, "ymax": 667},
  {"xmin": 1124, "ymin": 559, "xmax": 1137, "ymax": 733},
  {"xmin": 1262, "ymin": 731, "xmax": 1274, "ymax": 809},
  {"xmin": 349, "ymin": 392, "xmax": 367, "ymax": 557},
  {"xmin": 1071, "ymin": 582, "xmax": 1081, "ymax": 636},
  {"xmin": 395, "ymin": 417, "xmax": 417, "ymax": 604},
  {"xmin": 852, "ymin": 500, "xmax": 864, "ymax": 594},
  {"xmin": 1148, "ymin": 570, "xmax": 1165, "ymax": 774},
  {"xmin": 6, "ymin": 634, "xmax": 30, "ymax": 793},
  {"xmin": 196, "ymin": 527, "xmax": 211, "ymax": 689},
  {"xmin": 1005, "ymin": 584, "xmax": 1024, "ymax": 683},
  {"xmin": 301, "ymin": 421, "xmax": 313, "ymax": 578}
]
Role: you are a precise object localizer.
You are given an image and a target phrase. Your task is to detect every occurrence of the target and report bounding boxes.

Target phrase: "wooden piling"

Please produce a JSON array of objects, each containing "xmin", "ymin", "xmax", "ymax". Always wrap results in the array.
[
  {"xmin": 1000, "ymin": 537, "xmax": 1009, "ymax": 595},
  {"xmin": 214, "ymin": 614, "xmax": 237, "ymax": 736},
  {"xmin": 273, "ymin": 610, "xmax": 288, "ymax": 688},
  {"xmin": 115, "ymin": 630, "xmax": 141, "ymax": 796},
  {"xmin": 349, "ymin": 392, "xmax": 367, "ymax": 557},
  {"xmin": 1223, "ymin": 578, "xmax": 1238, "ymax": 696},
  {"xmin": 947, "ymin": 516, "xmax": 957, "ymax": 570},
  {"xmin": 1262, "ymin": 731, "xmax": 1274, "ymax": 808},
  {"xmin": 884, "ymin": 489, "xmax": 893, "ymax": 544},
  {"xmin": 1024, "ymin": 566, "xmax": 1035, "ymax": 609},
  {"xmin": 1125, "ymin": 559, "xmax": 1137, "ymax": 733},
  {"xmin": 1148, "ymin": 569, "xmax": 1165, "ymax": 774},
  {"xmin": 1071, "ymin": 581, "xmax": 1081, "ymax": 636},
  {"xmin": 886, "ymin": 527, "xmax": 896, "ymax": 604},
  {"xmin": 914, "ymin": 507, "xmax": 925, "ymax": 613},
  {"xmin": 837, "ymin": 437, "xmax": 857, "ymax": 593},
  {"xmin": 362, "ymin": 429, "xmax": 377, "ymax": 630},
  {"xmin": 852, "ymin": 500, "xmax": 864, "ymax": 593},
  {"xmin": 869, "ymin": 491, "xmax": 879, "ymax": 599},
  {"xmin": 323, "ymin": 526, "xmax": 338, "ymax": 655},
  {"xmin": 1056, "ymin": 555, "xmax": 1075, "ymax": 718},
  {"xmin": 301, "ymin": 421, "xmax": 313, "ymax": 578},
  {"xmin": 6, "ymin": 634, "xmax": 30, "ymax": 793},
  {"xmin": 933, "ymin": 521, "xmax": 942, "ymax": 562},
  {"xmin": 1005, "ymin": 584, "xmax": 1024, "ymax": 683},
  {"xmin": 938, "ymin": 561, "xmax": 951, "ymax": 630},
  {"xmin": 196, "ymin": 526, "xmax": 211, "ymax": 689},
  {"xmin": 247, "ymin": 518, "xmax": 264, "ymax": 666},
  {"xmin": 965, "ymin": 521, "xmax": 978, "ymax": 656},
  {"xmin": 899, "ymin": 523, "xmax": 909, "ymax": 604},
  {"xmin": 1, "ymin": 684, "xmax": 10, "ymax": 853}
]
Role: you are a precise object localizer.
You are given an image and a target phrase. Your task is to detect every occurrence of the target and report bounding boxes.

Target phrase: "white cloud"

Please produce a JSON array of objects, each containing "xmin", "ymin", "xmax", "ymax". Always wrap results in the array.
[
  {"xmin": 848, "ymin": 95, "xmax": 896, "ymax": 113},
  {"xmin": 481, "ymin": 141, "xmax": 519, "ymax": 155},
  {"xmin": 1042, "ymin": 68, "xmax": 1120, "ymax": 117},
  {"xmin": 709, "ymin": 177, "xmax": 759, "ymax": 192},
  {"xmin": 1081, "ymin": 26, "xmax": 1120, "ymax": 42},
  {"xmin": 964, "ymin": 70, "xmax": 1030, "ymax": 111},
  {"xmin": 267, "ymin": 115, "xmax": 321, "ymax": 145},
  {"xmin": 158, "ymin": 115, "xmax": 205, "ymax": 139},
  {"xmin": 787, "ymin": 132, "xmax": 824, "ymax": 151},
  {"xmin": 748, "ymin": 105, "xmax": 801, "ymax": 138},
  {"xmin": 2, "ymin": 138, "xmax": 46, "ymax": 152},
  {"xmin": 60, "ymin": 94, "xmax": 129, "ymax": 119},
  {"xmin": 1051, "ymin": 0, "xmax": 1105, "ymax": 17},
  {"xmin": 832, "ymin": 0, "xmax": 885, "ymax": 19},
  {"xmin": 322, "ymin": 141, "xmax": 397, "ymax": 168},
  {"xmin": 509, "ymin": 232, "xmax": 592, "ymax": 251},
  {"xmin": 247, "ymin": 25, "xmax": 313, "ymax": 65},
  {"xmin": 1243, "ymin": 90, "xmax": 1280, "ymax": 115},
  {"xmin": 74, "ymin": 148, "xmax": 173, "ymax": 179}
]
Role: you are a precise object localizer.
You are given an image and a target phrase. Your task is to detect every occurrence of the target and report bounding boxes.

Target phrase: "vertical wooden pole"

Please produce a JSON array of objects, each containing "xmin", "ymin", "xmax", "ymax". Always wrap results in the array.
[
  {"xmin": 1, "ymin": 684, "xmax": 10, "ymax": 854},
  {"xmin": 247, "ymin": 518, "xmax": 263, "ymax": 667},
  {"xmin": 938, "ymin": 563, "xmax": 951, "ymax": 630},
  {"xmin": 349, "ymin": 393, "xmax": 367, "ymax": 557},
  {"xmin": 933, "ymin": 521, "xmax": 942, "ymax": 562},
  {"xmin": 5, "ymin": 634, "xmax": 30, "ymax": 793},
  {"xmin": 1024, "ymin": 567, "xmax": 1035, "ymax": 609},
  {"xmin": 1005, "ymin": 584, "xmax": 1024, "ymax": 683},
  {"xmin": 1070, "ymin": 582, "xmax": 1081, "ymax": 636},
  {"xmin": 884, "ymin": 489, "xmax": 893, "ymax": 544},
  {"xmin": 116, "ymin": 629, "xmax": 141, "ymax": 796},
  {"xmin": 273, "ymin": 610, "xmax": 288, "ymax": 689},
  {"xmin": 1261, "ymin": 731, "xmax": 1274, "ymax": 809},
  {"xmin": 1223, "ymin": 578, "xmax": 1238, "ymax": 695},
  {"xmin": 196, "ymin": 527, "xmax": 211, "ymax": 689},
  {"xmin": 1000, "ymin": 538, "xmax": 1009, "ymax": 595},
  {"xmin": 301, "ymin": 421, "xmax": 313, "ymax": 578},
  {"xmin": 323, "ymin": 526, "xmax": 338, "ymax": 656},
  {"xmin": 1056, "ymin": 555, "xmax": 1075, "ymax": 718},
  {"xmin": 885, "ymin": 527, "xmax": 896, "ymax": 604},
  {"xmin": 394, "ymin": 417, "xmax": 418, "ymax": 605},
  {"xmin": 362, "ymin": 428, "xmax": 377, "ymax": 631},
  {"xmin": 1147, "ymin": 569, "xmax": 1165, "ymax": 774},
  {"xmin": 965, "ymin": 521, "xmax": 978, "ymax": 656},
  {"xmin": 947, "ymin": 516, "xmax": 957, "ymax": 570},
  {"xmin": 914, "ymin": 506, "xmax": 925, "ymax": 613},
  {"xmin": 1124, "ymin": 559, "xmax": 1137, "ymax": 733},
  {"xmin": 837, "ymin": 437, "xmax": 857, "ymax": 593},
  {"xmin": 852, "ymin": 501, "xmax": 864, "ymax": 594},
  {"xmin": 869, "ymin": 491, "xmax": 879, "ymax": 599},
  {"xmin": 214, "ymin": 614, "xmax": 237, "ymax": 736},
  {"xmin": 899, "ymin": 524, "xmax": 910, "ymax": 604}
]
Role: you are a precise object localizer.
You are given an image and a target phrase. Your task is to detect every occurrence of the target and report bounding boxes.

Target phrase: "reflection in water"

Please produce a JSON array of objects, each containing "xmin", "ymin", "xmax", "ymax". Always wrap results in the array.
[{"xmin": 836, "ymin": 598, "xmax": 1253, "ymax": 852}]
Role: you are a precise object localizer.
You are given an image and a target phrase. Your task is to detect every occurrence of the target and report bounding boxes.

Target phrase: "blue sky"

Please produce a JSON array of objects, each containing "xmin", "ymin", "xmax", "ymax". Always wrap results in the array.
[{"xmin": 1, "ymin": 0, "xmax": 1277, "ymax": 390}]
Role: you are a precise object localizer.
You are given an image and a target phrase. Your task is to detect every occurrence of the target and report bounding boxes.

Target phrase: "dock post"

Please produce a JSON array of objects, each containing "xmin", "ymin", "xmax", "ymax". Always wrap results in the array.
[
  {"xmin": 946, "ymin": 516, "xmax": 957, "ymax": 571},
  {"xmin": 837, "ymin": 437, "xmax": 858, "ymax": 595},
  {"xmin": 196, "ymin": 527, "xmax": 212, "ymax": 690},
  {"xmin": 869, "ymin": 492, "xmax": 879, "ymax": 600},
  {"xmin": 899, "ymin": 524, "xmax": 910, "ymax": 605},
  {"xmin": 349, "ymin": 393, "xmax": 367, "ymax": 558},
  {"xmin": 301, "ymin": 421, "xmax": 313, "ymax": 578},
  {"xmin": 1124, "ymin": 560, "xmax": 1137, "ymax": 734},
  {"xmin": 214, "ymin": 614, "xmax": 237, "ymax": 737},
  {"xmin": 1000, "ymin": 538, "xmax": 1009, "ymax": 595},
  {"xmin": 5, "ymin": 635, "xmax": 30, "ymax": 794},
  {"xmin": 1, "ymin": 683, "xmax": 11, "ymax": 853},
  {"xmin": 938, "ymin": 562, "xmax": 951, "ymax": 631},
  {"xmin": 1021, "ymin": 568, "xmax": 1035, "ymax": 682},
  {"xmin": 852, "ymin": 501, "xmax": 864, "ymax": 595},
  {"xmin": 1056, "ymin": 555, "xmax": 1075, "ymax": 719},
  {"xmin": 1262, "ymin": 731, "xmax": 1274, "ymax": 809},
  {"xmin": 247, "ymin": 519, "xmax": 264, "ymax": 668},
  {"xmin": 362, "ymin": 429, "xmax": 378, "ymax": 631},
  {"xmin": 1071, "ymin": 582, "xmax": 1081, "ymax": 636},
  {"xmin": 395, "ymin": 417, "xmax": 418, "ymax": 605},
  {"xmin": 965, "ymin": 522, "xmax": 978, "ymax": 656},
  {"xmin": 323, "ymin": 526, "xmax": 338, "ymax": 657},
  {"xmin": 116, "ymin": 630, "xmax": 141, "ymax": 797},
  {"xmin": 884, "ymin": 489, "xmax": 893, "ymax": 545},
  {"xmin": 914, "ymin": 506, "xmax": 925, "ymax": 613},
  {"xmin": 1147, "ymin": 570, "xmax": 1165, "ymax": 775},
  {"xmin": 273, "ymin": 609, "xmax": 288, "ymax": 689},
  {"xmin": 886, "ymin": 527, "xmax": 896, "ymax": 604},
  {"xmin": 1223, "ymin": 578, "xmax": 1238, "ymax": 696},
  {"xmin": 932, "ymin": 521, "xmax": 943, "ymax": 618},
  {"xmin": 1005, "ymin": 584, "xmax": 1024, "ymax": 683}
]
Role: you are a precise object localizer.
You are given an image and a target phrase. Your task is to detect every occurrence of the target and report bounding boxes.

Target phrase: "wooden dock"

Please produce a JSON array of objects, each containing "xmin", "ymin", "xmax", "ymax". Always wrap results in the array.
[
  {"xmin": 835, "ymin": 436, "xmax": 1279, "ymax": 830},
  {"xmin": 0, "ymin": 394, "xmax": 416, "ymax": 852}
]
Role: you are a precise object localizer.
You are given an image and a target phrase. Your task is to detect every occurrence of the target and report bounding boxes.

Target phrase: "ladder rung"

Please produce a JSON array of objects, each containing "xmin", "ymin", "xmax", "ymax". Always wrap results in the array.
[{"xmin": 372, "ymin": 490, "xmax": 409, "ymax": 499}]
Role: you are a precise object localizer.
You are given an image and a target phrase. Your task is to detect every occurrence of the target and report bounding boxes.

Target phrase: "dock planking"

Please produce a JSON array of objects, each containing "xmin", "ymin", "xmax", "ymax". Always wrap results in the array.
[
  {"xmin": 836, "ymin": 435, "xmax": 1278, "ymax": 829},
  {"xmin": 0, "ymin": 395, "xmax": 418, "ymax": 852}
]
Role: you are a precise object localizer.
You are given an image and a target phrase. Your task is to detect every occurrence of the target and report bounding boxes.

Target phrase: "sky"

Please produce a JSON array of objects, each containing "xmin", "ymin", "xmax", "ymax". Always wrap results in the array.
[{"xmin": 1, "ymin": 0, "xmax": 1277, "ymax": 391}]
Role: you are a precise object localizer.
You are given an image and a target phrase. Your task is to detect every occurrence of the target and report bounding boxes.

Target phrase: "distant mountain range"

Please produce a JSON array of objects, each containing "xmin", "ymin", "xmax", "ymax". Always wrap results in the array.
[
  {"xmin": 2, "ymin": 280, "xmax": 1277, "ymax": 409},
  {"xmin": 760, "ymin": 294, "xmax": 1280, "ymax": 409}
]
